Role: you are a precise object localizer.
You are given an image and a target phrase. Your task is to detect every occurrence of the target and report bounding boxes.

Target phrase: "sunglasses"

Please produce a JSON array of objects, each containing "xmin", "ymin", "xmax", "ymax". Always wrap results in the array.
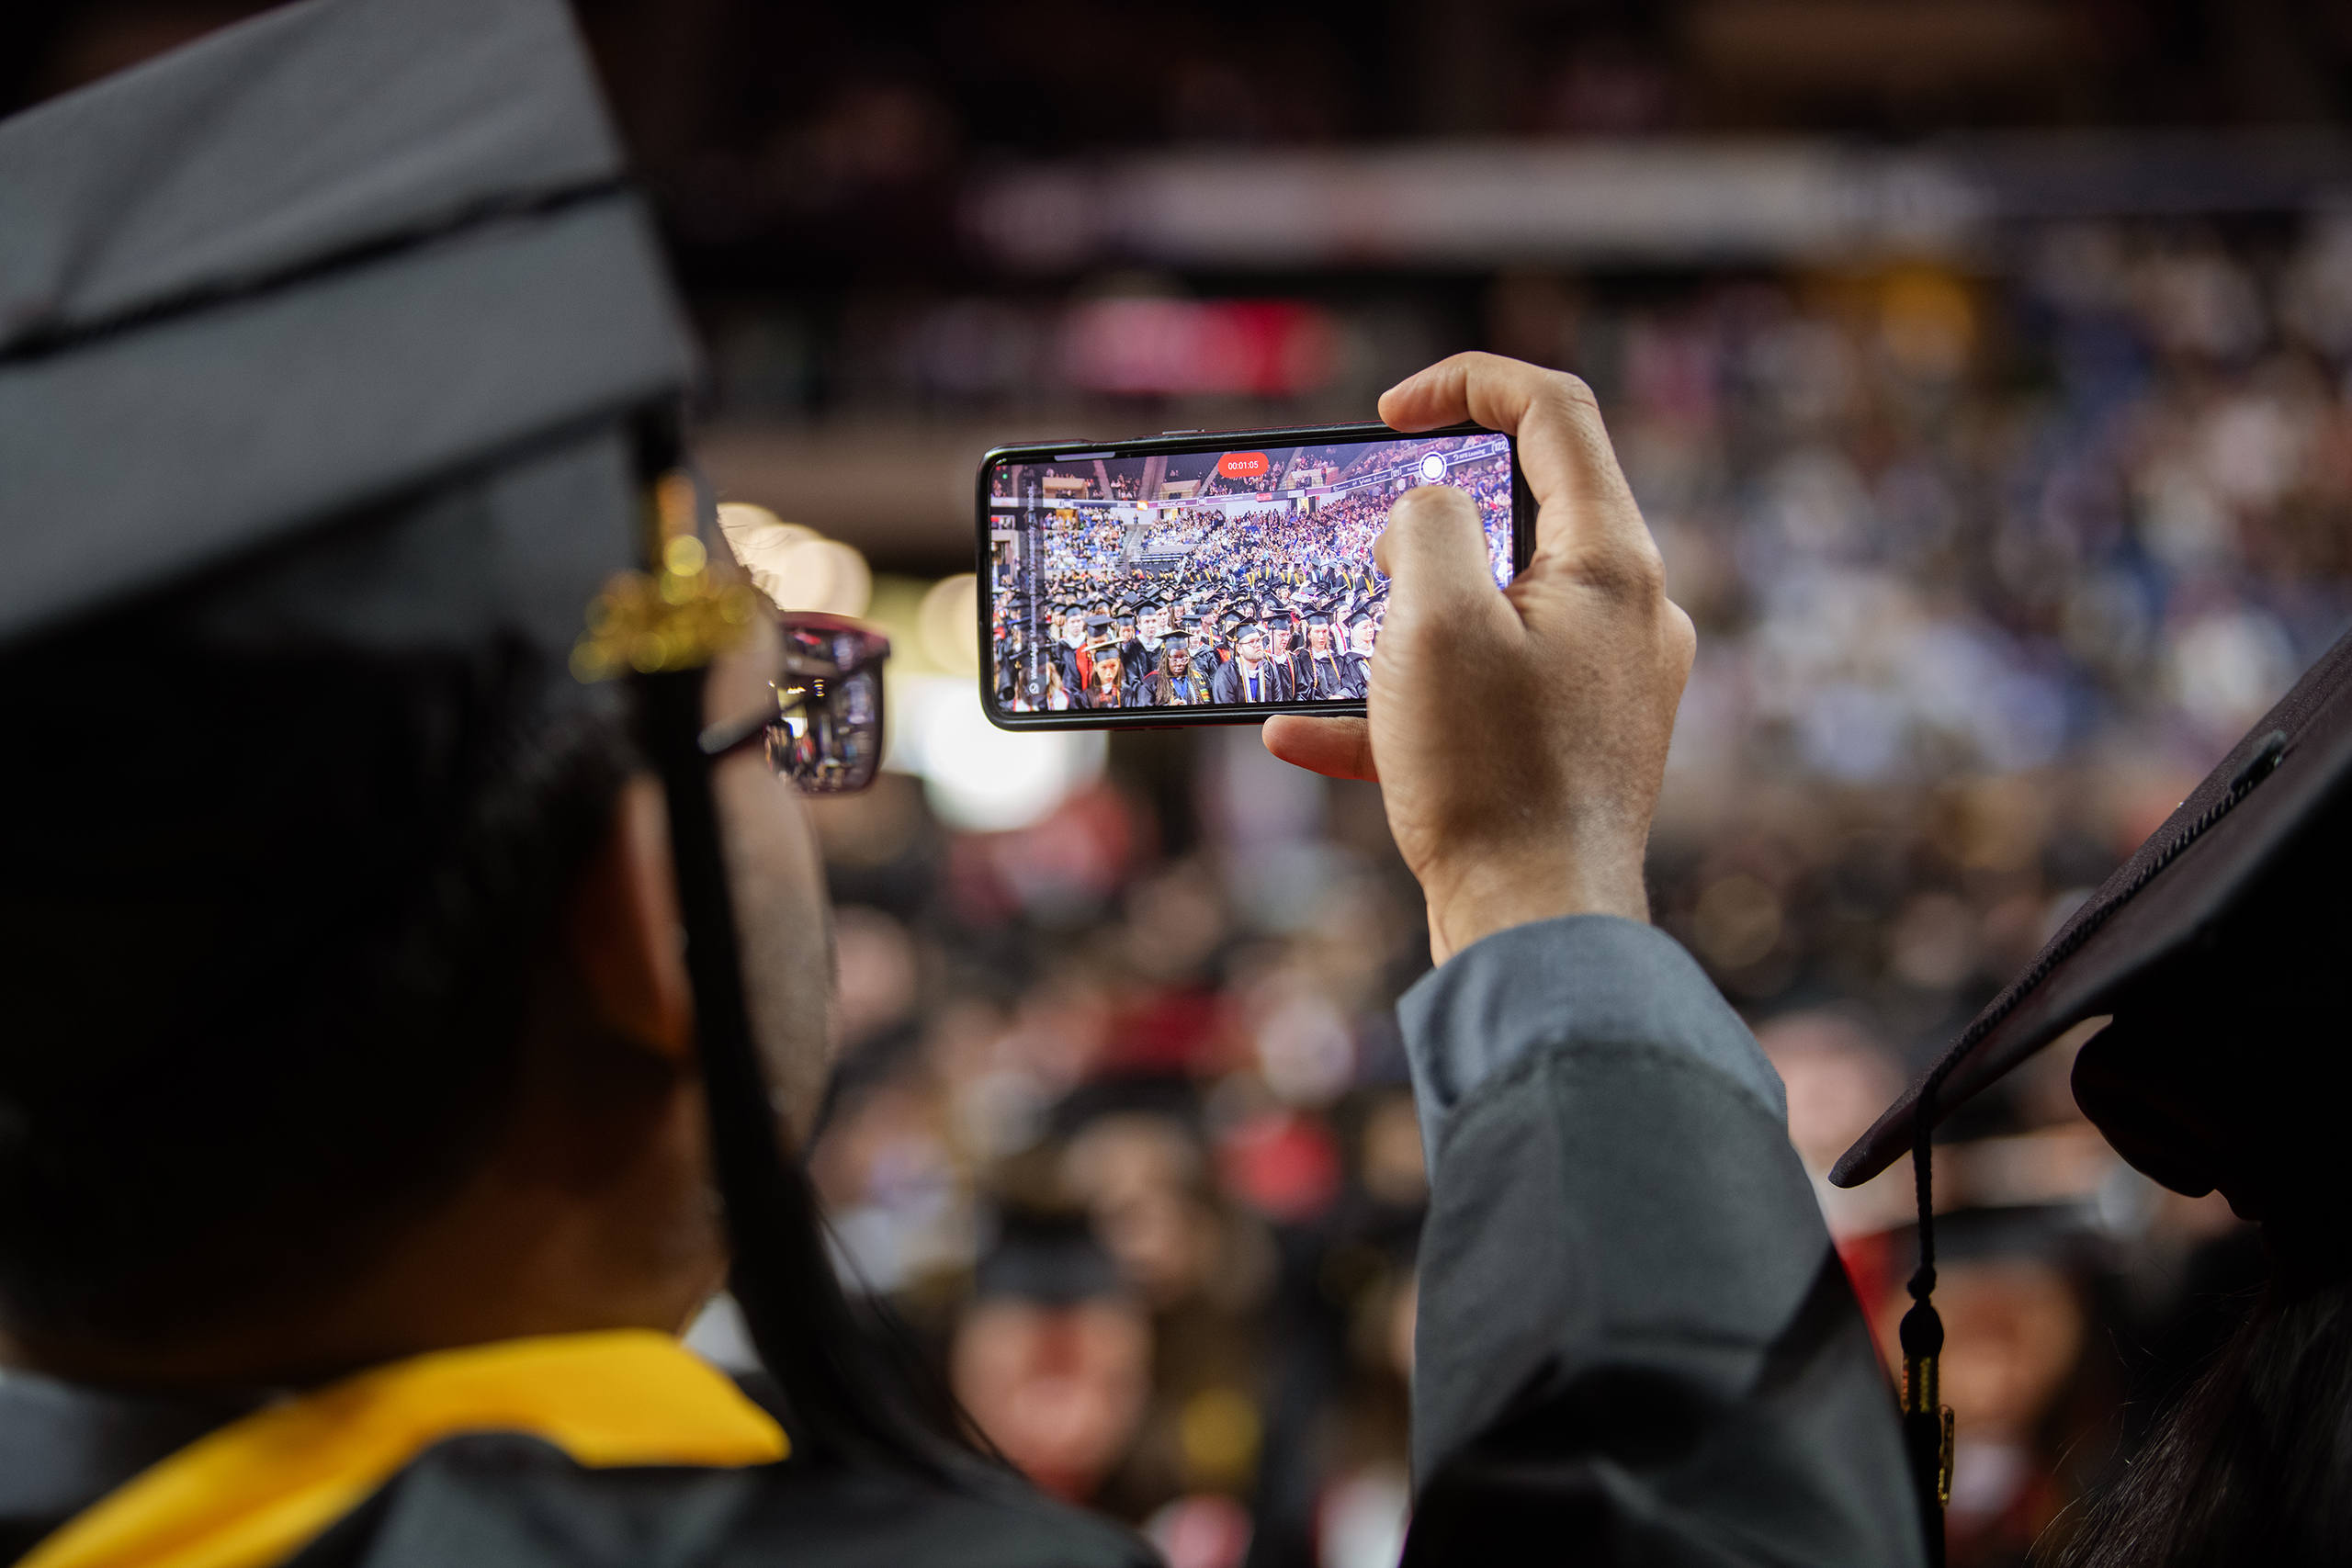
[{"xmin": 697, "ymin": 612, "xmax": 890, "ymax": 795}]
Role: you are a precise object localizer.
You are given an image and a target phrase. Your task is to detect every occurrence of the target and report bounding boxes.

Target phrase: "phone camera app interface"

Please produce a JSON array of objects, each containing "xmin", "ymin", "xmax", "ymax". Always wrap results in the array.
[{"xmin": 988, "ymin": 434, "xmax": 1512, "ymax": 714}]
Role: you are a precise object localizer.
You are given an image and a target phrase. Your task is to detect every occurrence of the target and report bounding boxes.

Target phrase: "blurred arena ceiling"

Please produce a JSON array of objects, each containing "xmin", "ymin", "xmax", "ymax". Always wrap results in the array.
[{"xmin": 15, "ymin": 0, "xmax": 2352, "ymax": 569}]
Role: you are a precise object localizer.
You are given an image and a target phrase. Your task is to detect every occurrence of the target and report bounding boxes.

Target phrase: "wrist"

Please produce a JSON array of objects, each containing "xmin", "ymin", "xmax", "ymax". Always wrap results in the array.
[{"xmin": 1421, "ymin": 852, "xmax": 1649, "ymax": 965}]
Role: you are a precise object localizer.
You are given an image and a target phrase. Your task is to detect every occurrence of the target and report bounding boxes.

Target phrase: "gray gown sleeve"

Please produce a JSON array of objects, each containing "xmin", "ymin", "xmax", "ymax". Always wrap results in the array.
[{"xmin": 1395, "ymin": 916, "xmax": 1925, "ymax": 1568}]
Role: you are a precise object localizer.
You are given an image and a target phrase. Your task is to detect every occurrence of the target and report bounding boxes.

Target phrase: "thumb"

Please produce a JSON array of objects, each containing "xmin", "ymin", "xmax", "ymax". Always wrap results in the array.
[{"xmin": 1375, "ymin": 484, "xmax": 1508, "ymax": 628}]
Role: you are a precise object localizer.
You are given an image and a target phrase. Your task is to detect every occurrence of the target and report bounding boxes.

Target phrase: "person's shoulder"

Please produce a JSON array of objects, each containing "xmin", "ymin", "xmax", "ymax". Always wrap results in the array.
[{"xmin": 291, "ymin": 1437, "xmax": 1155, "ymax": 1568}]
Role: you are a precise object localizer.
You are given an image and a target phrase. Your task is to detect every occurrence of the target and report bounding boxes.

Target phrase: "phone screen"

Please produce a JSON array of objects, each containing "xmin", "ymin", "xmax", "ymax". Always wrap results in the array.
[{"xmin": 984, "ymin": 428, "xmax": 1516, "ymax": 718}]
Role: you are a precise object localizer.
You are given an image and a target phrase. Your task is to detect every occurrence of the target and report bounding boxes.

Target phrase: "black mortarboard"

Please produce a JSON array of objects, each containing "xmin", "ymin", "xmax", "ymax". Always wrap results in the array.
[
  {"xmin": 1160, "ymin": 631, "xmax": 1190, "ymax": 649},
  {"xmin": 1833, "ymin": 633, "xmax": 2352, "ymax": 1230},
  {"xmin": 1048, "ymin": 1074, "xmax": 1206, "ymax": 1140},
  {"xmin": 1085, "ymin": 614, "xmax": 1113, "ymax": 637},
  {"xmin": 973, "ymin": 1210, "xmax": 1125, "ymax": 1307},
  {"xmin": 0, "ymin": 0, "xmax": 688, "ymax": 655},
  {"xmin": 1306, "ymin": 610, "xmax": 1333, "ymax": 628},
  {"xmin": 1833, "ymin": 628, "xmax": 2352, "ymax": 1539}
]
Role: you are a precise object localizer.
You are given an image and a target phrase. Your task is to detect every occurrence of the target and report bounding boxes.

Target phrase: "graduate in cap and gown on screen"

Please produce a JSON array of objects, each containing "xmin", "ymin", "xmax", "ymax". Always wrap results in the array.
[
  {"xmin": 1212, "ymin": 610, "xmax": 1242, "ymax": 668},
  {"xmin": 1300, "ymin": 608, "xmax": 1355, "ymax": 701},
  {"xmin": 1209, "ymin": 622, "xmax": 1284, "ymax": 705},
  {"xmin": 1054, "ymin": 604, "xmax": 1090, "ymax": 696},
  {"xmin": 1013, "ymin": 646, "xmax": 1074, "ymax": 711},
  {"xmin": 1250, "ymin": 604, "xmax": 1297, "ymax": 700},
  {"xmin": 995, "ymin": 613, "xmax": 1026, "ymax": 707},
  {"xmin": 1267, "ymin": 608, "xmax": 1311, "ymax": 698},
  {"xmin": 1112, "ymin": 606, "xmax": 1148, "ymax": 689},
  {"xmin": 1137, "ymin": 629, "xmax": 1212, "ymax": 707},
  {"xmin": 1341, "ymin": 610, "xmax": 1378, "ymax": 695},
  {"xmin": 1135, "ymin": 601, "xmax": 1166, "ymax": 667},
  {"xmin": 1077, "ymin": 616, "xmax": 1125, "ymax": 709}
]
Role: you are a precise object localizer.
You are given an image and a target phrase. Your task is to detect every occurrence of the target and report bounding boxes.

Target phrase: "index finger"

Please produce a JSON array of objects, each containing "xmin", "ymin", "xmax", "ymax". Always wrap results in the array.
[{"xmin": 1377, "ymin": 352, "xmax": 1647, "ymax": 565}]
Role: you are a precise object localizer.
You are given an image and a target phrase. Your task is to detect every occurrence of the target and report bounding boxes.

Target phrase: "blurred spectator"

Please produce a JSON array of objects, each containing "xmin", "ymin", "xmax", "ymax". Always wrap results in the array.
[
  {"xmin": 953, "ymin": 1212, "xmax": 1152, "ymax": 1504},
  {"xmin": 1872, "ymin": 1211, "xmax": 2108, "ymax": 1568}
]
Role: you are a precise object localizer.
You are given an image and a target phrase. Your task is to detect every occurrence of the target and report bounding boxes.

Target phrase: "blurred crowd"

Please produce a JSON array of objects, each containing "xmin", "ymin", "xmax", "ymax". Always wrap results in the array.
[{"xmin": 752, "ymin": 219, "xmax": 2352, "ymax": 1568}]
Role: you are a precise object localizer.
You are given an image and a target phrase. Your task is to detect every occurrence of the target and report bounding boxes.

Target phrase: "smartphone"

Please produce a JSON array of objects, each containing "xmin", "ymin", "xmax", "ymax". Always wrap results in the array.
[{"xmin": 978, "ymin": 422, "xmax": 1531, "ymax": 729}]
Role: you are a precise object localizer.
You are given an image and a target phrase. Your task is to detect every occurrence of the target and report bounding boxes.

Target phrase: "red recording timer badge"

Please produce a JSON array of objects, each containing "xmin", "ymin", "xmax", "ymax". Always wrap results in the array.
[{"xmin": 1217, "ymin": 451, "xmax": 1271, "ymax": 479}]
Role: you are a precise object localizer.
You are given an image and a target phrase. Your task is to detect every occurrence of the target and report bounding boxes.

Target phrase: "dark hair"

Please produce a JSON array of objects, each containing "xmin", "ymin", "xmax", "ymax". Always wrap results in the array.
[
  {"xmin": 2057, "ymin": 1275, "xmax": 2352, "ymax": 1567},
  {"xmin": 0, "ymin": 616, "xmax": 632, "ymax": 1348}
]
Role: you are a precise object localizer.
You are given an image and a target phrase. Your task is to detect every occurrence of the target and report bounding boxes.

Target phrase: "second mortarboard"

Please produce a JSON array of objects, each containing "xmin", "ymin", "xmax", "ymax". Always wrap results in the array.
[
  {"xmin": 1833, "ymin": 627, "xmax": 2352, "ymax": 1269},
  {"xmin": 1832, "ymin": 626, "xmax": 2352, "ymax": 1542}
]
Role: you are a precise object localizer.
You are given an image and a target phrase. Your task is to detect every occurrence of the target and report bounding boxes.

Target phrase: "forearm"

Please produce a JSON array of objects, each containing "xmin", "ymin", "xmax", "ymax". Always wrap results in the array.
[{"xmin": 1397, "ymin": 917, "xmax": 1922, "ymax": 1567}]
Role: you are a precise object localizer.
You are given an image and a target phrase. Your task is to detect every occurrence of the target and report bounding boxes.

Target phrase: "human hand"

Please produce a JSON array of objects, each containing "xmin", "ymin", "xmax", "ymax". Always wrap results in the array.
[{"xmin": 1263, "ymin": 354, "xmax": 1693, "ymax": 964}]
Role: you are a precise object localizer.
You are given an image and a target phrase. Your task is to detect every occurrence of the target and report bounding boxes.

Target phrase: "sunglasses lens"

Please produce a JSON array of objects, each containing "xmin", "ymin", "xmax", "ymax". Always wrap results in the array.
[{"xmin": 767, "ymin": 663, "xmax": 884, "ymax": 795}]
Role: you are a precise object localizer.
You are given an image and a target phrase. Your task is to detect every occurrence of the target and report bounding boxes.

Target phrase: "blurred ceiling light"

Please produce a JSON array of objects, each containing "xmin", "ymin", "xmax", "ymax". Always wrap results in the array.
[
  {"xmin": 715, "ymin": 501, "xmax": 874, "ymax": 617},
  {"xmin": 888, "ymin": 673, "xmax": 1103, "ymax": 832},
  {"xmin": 1061, "ymin": 298, "xmax": 1336, "ymax": 397},
  {"xmin": 918, "ymin": 574, "xmax": 980, "ymax": 675}
]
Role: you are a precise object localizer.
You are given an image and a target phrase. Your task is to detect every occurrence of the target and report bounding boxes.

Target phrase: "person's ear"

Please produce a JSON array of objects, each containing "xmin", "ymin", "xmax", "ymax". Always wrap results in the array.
[{"xmin": 564, "ymin": 776, "xmax": 694, "ymax": 1062}]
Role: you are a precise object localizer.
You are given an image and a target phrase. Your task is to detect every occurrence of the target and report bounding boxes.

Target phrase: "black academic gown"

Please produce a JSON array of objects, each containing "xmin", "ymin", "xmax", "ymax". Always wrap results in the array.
[
  {"xmin": 1051, "ymin": 641, "xmax": 1086, "ymax": 698},
  {"xmin": 1209, "ymin": 658, "xmax": 1283, "ymax": 705},
  {"xmin": 1280, "ymin": 649, "xmax": 1315, "ymax": 698},
  {"xmin": 1299, "ymin": 652, "xmax": 1354, "ymax": 701},
  {"xmin": 1141, "ymin": 667, "xmax": 1213, "ymax": 707},
  {"xmin": 0, "ymin": 1374, "xmax": 1148, "ymax": 1568}
]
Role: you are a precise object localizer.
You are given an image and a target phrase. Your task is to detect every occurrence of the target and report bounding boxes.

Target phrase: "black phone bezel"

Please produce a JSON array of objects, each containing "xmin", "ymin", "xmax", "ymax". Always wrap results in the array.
[{"xmin": 975, "ymin": 420, "xmax": 1532, "ymax": 731}]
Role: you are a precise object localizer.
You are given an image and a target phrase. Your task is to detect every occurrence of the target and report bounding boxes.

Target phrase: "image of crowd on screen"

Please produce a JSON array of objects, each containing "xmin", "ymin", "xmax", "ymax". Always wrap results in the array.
[{"xmin": 992, "ymin": 444, "xmax": 1512, "ymax": 711}]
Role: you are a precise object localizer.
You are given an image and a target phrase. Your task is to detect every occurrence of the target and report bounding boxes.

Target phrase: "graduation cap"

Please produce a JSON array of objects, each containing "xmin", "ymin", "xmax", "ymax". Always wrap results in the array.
[
  {"xmin": 0, "ymin": 0, "xmax": 939, "ymax": 1475},
  {"xmin": 1830, "ymin": 628, "xmax": 2352, "ymax": 1544},
  {"xmin": 1, "ymin": 0, "xmax": 685, "ymax": 653},
  {"xmin": 972, "ymin": 1210, "xmax": 1125, "ymax": 1308}
]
